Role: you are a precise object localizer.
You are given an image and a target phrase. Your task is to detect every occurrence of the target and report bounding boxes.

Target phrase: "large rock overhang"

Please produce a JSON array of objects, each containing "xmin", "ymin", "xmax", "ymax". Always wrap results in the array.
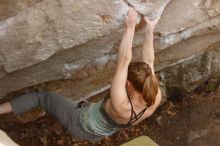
[{"xmin": 0, "ymin": 0, "xmax": 220, "ymax": 101}]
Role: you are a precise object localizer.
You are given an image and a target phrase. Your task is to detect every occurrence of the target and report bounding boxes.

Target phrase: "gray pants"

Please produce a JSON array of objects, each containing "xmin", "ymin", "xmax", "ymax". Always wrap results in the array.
[{"xmin": 10, "ymin": 91, "xmax": 104, "ymax": 142}]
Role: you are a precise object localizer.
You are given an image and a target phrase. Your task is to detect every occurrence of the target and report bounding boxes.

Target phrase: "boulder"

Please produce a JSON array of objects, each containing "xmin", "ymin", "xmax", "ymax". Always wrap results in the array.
[{"xmin": 0, "ymin": 0, "xmax": 220, "ymax": 101}]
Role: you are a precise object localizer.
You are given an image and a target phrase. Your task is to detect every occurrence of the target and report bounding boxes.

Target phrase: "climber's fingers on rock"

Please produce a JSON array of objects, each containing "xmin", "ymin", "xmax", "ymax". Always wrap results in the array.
[
  {"xmin": 127, "ymin": 7, "xmax": 138, "ymax": 19},
  {"xmin": 125, "ymin": 7, "xmax": 138, "ymax": 27},
  {"xmin": 144, "ymin": 16, "xmax": 150, "ymax": 24},
  {"xmin": 152, "ymin": 16, "xmax": 161, "ymax": 25},
  {"xmin": 144, "ymin": 16, "xmax": 161, "ymax": 24},
  {"xmin": 144, "ymin": 16, "xmax": 161, "ymax": 33}
]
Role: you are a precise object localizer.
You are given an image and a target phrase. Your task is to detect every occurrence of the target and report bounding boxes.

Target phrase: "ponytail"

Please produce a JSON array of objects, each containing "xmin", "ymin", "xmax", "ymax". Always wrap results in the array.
[
  {"xmin": 142, "ymin": 74, "xmax": 159, "ymax": 107},
  {"xmin": 128, "ymin": 62, "xmax": 159, "ymax": 107}
]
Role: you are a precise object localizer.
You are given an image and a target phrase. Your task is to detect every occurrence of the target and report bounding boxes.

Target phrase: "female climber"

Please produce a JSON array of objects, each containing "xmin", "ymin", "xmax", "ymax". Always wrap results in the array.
[{"xmin": 0, "ymin": 7, "xmax": 161, "ymax": 142}]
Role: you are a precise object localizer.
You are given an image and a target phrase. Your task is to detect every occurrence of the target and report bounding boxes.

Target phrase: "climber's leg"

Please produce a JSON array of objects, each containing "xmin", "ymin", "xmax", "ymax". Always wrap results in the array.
[
  {"xmin": 2, "ymin": 91, "xmax": 103, "ymax": 142},
  {"xmin": 10, "ymin": 91, "xmax": 78, "ymax": 130}
]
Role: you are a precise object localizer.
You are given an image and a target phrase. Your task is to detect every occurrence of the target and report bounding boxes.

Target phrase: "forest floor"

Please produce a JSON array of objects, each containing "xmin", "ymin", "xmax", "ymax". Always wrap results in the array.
[{"xmin": 0, "ymin": 87, "xmax": 220, "ymax": 146}]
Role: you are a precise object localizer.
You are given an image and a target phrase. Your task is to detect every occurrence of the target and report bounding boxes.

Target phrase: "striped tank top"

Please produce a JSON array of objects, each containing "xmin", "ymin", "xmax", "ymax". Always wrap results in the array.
[{"xmin": 80, "ymin": 98, "xmax": 129, "ymax": 137}]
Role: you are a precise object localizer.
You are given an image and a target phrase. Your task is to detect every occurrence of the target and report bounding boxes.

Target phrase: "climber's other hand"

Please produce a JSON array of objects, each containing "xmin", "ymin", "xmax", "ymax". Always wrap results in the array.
[{"xmin": 144, "ymin": 16, "xmax": 161, "ymax": 33}]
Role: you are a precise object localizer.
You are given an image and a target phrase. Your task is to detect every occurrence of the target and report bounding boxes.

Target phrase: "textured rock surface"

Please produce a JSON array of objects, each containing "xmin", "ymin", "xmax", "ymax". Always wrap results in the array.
[
  {"xmin": 0, "ymin": 0, "xmax": 44, "ymax": 21},
  {"xmin": 0, "ymin": 0, "xmax": 220, "ymax": 100}
]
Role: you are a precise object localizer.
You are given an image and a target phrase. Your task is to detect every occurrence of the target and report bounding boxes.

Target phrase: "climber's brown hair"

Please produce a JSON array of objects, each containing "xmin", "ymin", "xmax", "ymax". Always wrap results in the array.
[{"xmin": 127, "ymin": 61, "xmax": 159, "ymax": 107}]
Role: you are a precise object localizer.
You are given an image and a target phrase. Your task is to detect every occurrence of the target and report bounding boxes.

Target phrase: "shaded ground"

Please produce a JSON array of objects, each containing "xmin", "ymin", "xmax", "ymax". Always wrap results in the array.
[{"xmin": 1, "ymin": 87, "xmax": 220, "ymax": 146}]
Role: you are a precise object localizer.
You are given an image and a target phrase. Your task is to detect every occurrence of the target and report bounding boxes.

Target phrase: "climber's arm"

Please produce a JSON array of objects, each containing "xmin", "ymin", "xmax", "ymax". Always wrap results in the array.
[
  {"xmin": 142, "ymin": 16, "xmax": 160, "ymax": 75},
  {"xmin": 142, "ymin": 33, "xmax": 155, "ymax": 74},
  {"xmin": 110, "ymin": 8, "xmax": 137, "ymax": 110}
]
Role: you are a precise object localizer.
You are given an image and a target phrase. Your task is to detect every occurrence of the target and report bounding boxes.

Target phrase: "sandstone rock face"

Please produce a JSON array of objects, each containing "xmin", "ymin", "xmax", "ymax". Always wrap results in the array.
[
  {"xmin": 0, "ymin": 0, "xmax": 44, "ymax": 21},
  {"xmin": 0, "ymin": 0, "xmax": 220, "ymax": 101}
]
